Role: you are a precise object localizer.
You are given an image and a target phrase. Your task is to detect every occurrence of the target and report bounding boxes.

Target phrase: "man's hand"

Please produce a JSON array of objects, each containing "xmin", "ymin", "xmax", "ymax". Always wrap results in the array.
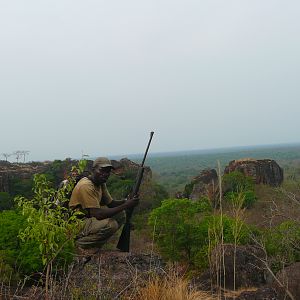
[
  {"xmin": 125, "ymin": 195, "xmax": 139, "ymax": 209},
  {"xmin": 87, "ymin": 195, "xmax": 139, "ymax": 220}
]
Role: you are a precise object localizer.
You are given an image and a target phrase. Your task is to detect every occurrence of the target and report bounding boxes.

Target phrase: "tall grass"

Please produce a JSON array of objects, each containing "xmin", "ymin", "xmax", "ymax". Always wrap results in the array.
[{"xmin": 134, "ymin": 272, "xmax": 215, "ymax": 300}]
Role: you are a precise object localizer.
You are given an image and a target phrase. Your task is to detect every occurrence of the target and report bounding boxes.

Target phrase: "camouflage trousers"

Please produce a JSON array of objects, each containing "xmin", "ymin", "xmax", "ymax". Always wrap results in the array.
[{"xmin": 76, "ymin": 211, "xmax": 126, "ymax": 249}]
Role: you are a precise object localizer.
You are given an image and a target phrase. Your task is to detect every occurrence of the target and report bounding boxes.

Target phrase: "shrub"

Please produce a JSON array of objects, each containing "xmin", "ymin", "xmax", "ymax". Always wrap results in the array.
[
  {"xmin": 223, "ymin": 171, "xmax": 254, "ymax": 192},
  {"xmin": 193, "ymin": 214, "xmax": 255, "ymax": 268},
  {"xmin": 224, "ymin": 190, "xmax": 257, "ymax": 208},
  {"xmin": 16, "ymin": 172, "xmax": 83, "ymax": 269},
  {"xmin": 148, "ymin": 198, "xmax": 255, "ymax": 269},
  {"xmin": 0, "ymin": 192, "xmax": 13, "ymax": 210},
  {"xmin": 183, "ymin": 182, "xmax": 194, "ymax": 198},
  {"xmin": 148, "ymin": 198, "xmax": 211, "ymax": 262},
  {"xmin": 9, "ymin": 178, "xmax": 34, "ymax": 198},
  {"xmin": 0, "ymin": 161, "xmax": 87, "ymax": 285},
  {"xmin": 107, "ymin": 174, "xmax": 135, "ymax": 199},
  {"xmin": 264, "ymin": 220, "xmax": 300, "ymax": 271},
  {"xmin": 0, "ymin": 210, "xmax": 42, "ymax": 280}
]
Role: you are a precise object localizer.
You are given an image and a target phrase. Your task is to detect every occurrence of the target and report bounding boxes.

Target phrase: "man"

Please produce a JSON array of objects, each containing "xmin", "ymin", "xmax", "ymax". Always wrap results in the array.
[{"xmin": 69, "ymin": 157, "xmax": 139, "ymax": 249}]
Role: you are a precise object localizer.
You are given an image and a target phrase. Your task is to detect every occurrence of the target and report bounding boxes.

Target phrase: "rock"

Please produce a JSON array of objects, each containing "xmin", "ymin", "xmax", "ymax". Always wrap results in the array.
[
  {"xmin": 209, "ymin": 244, "xmax": 266, "ymax": 290},
  {"xmin": 187, "ymin": 169, "xmax": 219, "ymax": 203},
  {"xmin": 272, "ymin": 262, "xmax": 300, "ymax": 300},
  {"xmin": 236, "ymin": 287, "xmax": 278, "ymax": 300},
  {"xmin": 0, "ymin": 161, "xmax": 50, "ymax": 193},
  {"xmin": 224, "ymin": 158, "xmax": 283, "ymax": 187},
  {"xmin": 111, "ymin": 158, "xmax": 152, "ymax": 182},
  {"xmin": 71, "ymin": 251, "xmax": 165, "ymax": 299}
]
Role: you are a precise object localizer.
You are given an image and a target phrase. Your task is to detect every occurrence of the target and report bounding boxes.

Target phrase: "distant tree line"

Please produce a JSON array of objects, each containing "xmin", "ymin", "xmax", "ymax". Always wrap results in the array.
[{"xmin": 1, "ymin": 150, "xmax": 30, "ymax": 163}]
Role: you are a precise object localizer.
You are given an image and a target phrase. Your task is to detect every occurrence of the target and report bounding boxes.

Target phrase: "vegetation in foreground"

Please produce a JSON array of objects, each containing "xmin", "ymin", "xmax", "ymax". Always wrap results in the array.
[{"xmin": 0, "ymin": 152, "xmax": 300, "ymax": 299}]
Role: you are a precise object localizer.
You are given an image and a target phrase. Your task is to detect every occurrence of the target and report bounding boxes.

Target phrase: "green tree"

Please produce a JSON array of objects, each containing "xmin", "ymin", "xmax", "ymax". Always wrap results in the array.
[
  {"xmin": 148, "ymin": 198, "xmax": 211, "ymax": 263},
  {"xmin": 223, "ymin": 171, "xmax": 254, "ymax": 192},
  {"xmin": 0, "ymin": 192, "xmax": 13, "ymax": 210}
]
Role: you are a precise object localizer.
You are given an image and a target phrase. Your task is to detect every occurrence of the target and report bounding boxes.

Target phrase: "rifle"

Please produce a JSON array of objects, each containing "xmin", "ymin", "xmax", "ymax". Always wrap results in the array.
[{"xmin": 117, "ymin": 131, "xmax": 154, "ymax": 252}]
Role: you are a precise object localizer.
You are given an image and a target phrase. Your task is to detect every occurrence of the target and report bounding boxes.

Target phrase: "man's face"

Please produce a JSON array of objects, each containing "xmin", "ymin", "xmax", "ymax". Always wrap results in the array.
[{"xmin": 92, "ymin": 166, "xmax": 112, "ymax": 185}]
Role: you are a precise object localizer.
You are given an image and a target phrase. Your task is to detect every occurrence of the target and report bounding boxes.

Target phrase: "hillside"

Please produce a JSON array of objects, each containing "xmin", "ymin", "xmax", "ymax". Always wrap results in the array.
[
  {"xmin": 143, "ymin": 143, "xmax": 300, "ymax": 194},
  {"xmin": 0, "ymin": 146, "xmax": 300, "ymax": 299}
]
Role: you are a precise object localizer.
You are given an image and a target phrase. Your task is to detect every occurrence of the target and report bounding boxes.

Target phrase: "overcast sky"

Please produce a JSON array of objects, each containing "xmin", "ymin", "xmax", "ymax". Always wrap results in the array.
[{"xmin": 0, "ymin": 0, "xmax": 299, "ymax": 161}]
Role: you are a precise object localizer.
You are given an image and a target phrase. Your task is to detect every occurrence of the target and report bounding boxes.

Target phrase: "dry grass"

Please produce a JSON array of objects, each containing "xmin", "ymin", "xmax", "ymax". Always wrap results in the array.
[{"xmin": 132, "ymin": 274, "xmax": 216, "ymax": 300}]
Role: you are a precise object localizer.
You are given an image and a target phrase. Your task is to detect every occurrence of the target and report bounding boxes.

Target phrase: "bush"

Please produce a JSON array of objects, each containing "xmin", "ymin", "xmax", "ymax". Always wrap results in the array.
[
  {"xmin": 9, "ymin": 178, "xmax": 34, "ymax": 198},
  {"xmin": 0, "ymin": 162, "xmax": 86, "ymax": 282},
  {"xmin": 264, "ymin": 220, "xmax": 300, "ymax": 271},
  {"xmin": 16, "ymin": 173, "xmax": 83, "ymax": 270},
  {"xmin": 107, "ymin": 174, "xmax": 135, "ymax": 199},
  {"xmin": 148, "ymin": 198, "xmax": 256, "ymax": 269},
  {"xmin": 0, "ymin": 192, "xmax": 13, "ymax": 210},
  {"xmin": 148, "ymin": 198, "xmax": 211, "ymax": 262},
  {"xmin": 0, "ymin": 210, "xmax": 42, "ymax": 280},
  {"xmin": 224, "ymin": 190, "xmax": 257, "ymax": 208},
  {"xmin": 193, "ymin": 214, "xmax": 255, "ymax": 268},
  {"xmin": 223, "ymin": 171, "xmax": 254, "ymax": 192},
  {"xmin": 183, "ymin": 182, "xmax": 194, "ymax": 198}
]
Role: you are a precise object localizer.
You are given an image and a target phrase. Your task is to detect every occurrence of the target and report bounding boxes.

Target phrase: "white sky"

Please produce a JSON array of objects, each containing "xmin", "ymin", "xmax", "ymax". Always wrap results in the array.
[{"xmin": 0, "ymin": 0, "xmax": 299, "ymax": 161}]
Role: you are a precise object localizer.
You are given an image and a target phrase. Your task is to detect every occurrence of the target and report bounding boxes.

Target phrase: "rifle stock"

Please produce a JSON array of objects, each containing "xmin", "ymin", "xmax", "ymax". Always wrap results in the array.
[{"xmin": 117, "ymin": 132, "xmax": 154, "ymax": 252}]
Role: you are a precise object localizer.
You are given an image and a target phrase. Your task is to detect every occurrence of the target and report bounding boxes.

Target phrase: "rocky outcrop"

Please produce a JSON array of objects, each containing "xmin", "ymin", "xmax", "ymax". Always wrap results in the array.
[
  {"xmin": 209, "ymin": 244, "xmax": 266, "ymax": 290},
  {"xmin": 272, "ymin": 262, "xmax": 300, "ymax": 300},
  {"xmin": 0, "ymin": 161, "xmax": 50, "ymax": 193},
  {"xmin": 70, "ymin": 251, "xmax": 165, "ymax": 299},
  {"xmin": 186, "ymin": 169, "xmax": 219, "ymax": 202},
  {"xmin": 111, "ymin": 158, "xmax": 152, "ymax": 182},
  {"xmin": 236, "ymin": 287, "xmax": 278, "ymax": 300},
  {"xmin": 224, "ymin": 158, "xmax": 283, "ymax": 187}
]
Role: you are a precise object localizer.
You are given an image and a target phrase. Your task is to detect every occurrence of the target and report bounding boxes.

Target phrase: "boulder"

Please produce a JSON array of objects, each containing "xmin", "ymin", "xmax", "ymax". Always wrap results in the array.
[
  {"xmin": 272, "ymin": 262, "xmax": 300, "ymax": 300},
  {"xmin": 224, "ymin": 158, "xmax": 283, "ymax": 187},
  {"xmin": 111, "ymin": 158, "xmax": 152, "ymax": 182},
  {"xmin": 236, "ymin": 287, "xmax": 278, "ymax": 299},
  {"xmin": 188, "ymin": 169, "xmax": 219, "ymax": 203},
  {"xmin": 209, "ymin": 244, "xmax": 266, "ymax": 290}
]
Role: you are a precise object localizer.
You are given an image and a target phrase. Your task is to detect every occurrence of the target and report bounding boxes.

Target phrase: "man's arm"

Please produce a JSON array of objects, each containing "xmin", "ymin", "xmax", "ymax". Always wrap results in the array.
[
  {"xmin": 107, "ymin": 199, "xmax": 126, "ymax": 208},
  {"xmin": 88, "ymin": 197, "xmax": 138, "ymax": 220}
]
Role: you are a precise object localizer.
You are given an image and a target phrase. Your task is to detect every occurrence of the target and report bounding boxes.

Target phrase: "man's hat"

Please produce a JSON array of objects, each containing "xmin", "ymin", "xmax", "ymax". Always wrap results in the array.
[{"xmin": 92, "ymin": 157, "xmax": 114, "ymax": 169}]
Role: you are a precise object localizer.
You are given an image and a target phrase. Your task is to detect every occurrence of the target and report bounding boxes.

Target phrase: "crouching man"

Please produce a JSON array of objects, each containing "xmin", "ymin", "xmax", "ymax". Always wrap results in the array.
[{"xmin": 69, "ymin": 157, "xmax": 139, "ymax": 250}]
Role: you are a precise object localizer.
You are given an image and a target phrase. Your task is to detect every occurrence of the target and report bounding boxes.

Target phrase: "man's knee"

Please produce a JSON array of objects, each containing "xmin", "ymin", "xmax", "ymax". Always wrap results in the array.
[{"xmin": 107, "ymin": 218, "xmax": 118, "ymax": 234}]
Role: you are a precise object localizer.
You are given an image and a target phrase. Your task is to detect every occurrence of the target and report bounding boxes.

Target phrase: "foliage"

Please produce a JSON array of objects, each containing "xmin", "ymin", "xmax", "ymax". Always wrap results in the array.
[
  {"xmin": 107, "ymin": 170, "xmax": 168, "ymax": 212},
  {"xmin": 0, "ymin": 254, "xmax": 17, "ymax": 284},
  {"xmin": 150, "ymin": 182, "xmax": 169, "ymax": 208},
  {"xmin": 222, "ymin": 171, "xmax": 254, "ymax": 192},
  {"xmin": 183, "ymin": 182, "xmax": 194, "ymax": 198},
  {"xmin": 264, "ymin": 220, "xmax": 300, "ymax": 271},
  {"xmin": 0, "ymin": 192, "xmax": 13, "ymax": 210},
  {"xmin": 194, "ymin": 214, "xmax": 255, "ymax": 268},
  {"xmin": 9, "ymin": 177, "xmax": 34, "ymax": 198},
  {"xmin": 0, "ymin": 160, "xmax": 87, "ymax": 284},
  {"xmin": 0, "ymin": 160, "xmax": 86, "ymax": 281},
  {"xmin": 43, "ymin": 159, "xmax": 72, "ymax": 187},
  {"xmin": 149, "ymin": 198, "xmax": 255, "ymax": 268},
  {"xmin": 0, "ymin": 210, "xmax": 42, "ymax": 281},
  {"xmin": 222, "ymin": 171, "xmax": 257, "ymax": 208},
  {"xmin": 107, "ymin": 174, "xmax": 135, "ymax": 199},
  {"xmin": 224, "ymin": 190, "xmax": 257, "ymax": 208},
  {"xmin": 148, "ymin": 198, "xmax": 211, "ymax": 263},
  {"xmin": 16, "ymin": 165, "xmax": 85, "ymax": 269}
]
